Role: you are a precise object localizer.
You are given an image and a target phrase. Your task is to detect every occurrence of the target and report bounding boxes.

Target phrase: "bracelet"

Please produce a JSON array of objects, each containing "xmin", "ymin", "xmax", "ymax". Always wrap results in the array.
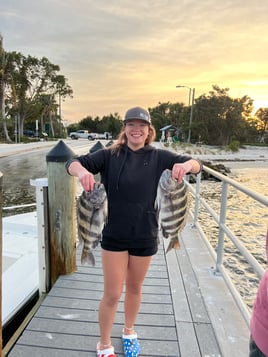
[
  {"xmin": 99, "ymin": 341, "xmax": 111, "ymax": 348},
  {"xmin": 195, "ymin": 159, "xmax": 203, "ymax": 174},
  {"xmin": 124, "ymin": 326, "xmax": 134, "ymax": 331}
]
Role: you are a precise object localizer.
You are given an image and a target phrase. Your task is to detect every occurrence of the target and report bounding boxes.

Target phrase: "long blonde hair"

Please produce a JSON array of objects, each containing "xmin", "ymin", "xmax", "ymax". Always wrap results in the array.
[{"xmin": 110, "ymin": 123, "xmax": 156, "ymax": 155}]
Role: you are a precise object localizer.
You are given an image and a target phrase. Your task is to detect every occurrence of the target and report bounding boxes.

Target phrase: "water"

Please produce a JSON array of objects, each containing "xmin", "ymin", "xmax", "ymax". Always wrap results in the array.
[
  {"xmin": 0, "ymin": 141, "xmax": 91, "ymax": 216},
  {"xmin": 1, "ymin": 151, "xmax": 48, "ymax": 216},
  {"xmin": 198, "ymin": 167, "xmax": 268, "ymax": 309}
]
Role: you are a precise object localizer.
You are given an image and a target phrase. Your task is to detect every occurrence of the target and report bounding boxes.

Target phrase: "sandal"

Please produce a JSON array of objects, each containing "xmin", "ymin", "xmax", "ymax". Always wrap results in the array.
[
  {"xmin": 122, "ymin": 332, "xmax": 140, "ymax": 357},
  {"xmin": 96, "ymin": 342, "xmax": 116, "ymax": 357}
]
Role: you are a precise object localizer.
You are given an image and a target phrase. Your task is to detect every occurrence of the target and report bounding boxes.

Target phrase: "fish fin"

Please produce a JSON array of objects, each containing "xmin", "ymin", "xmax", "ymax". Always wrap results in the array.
[
  {"xmin": 81, "ymin": 250, "xmax": 95, "ymax": 266},
  {"xmin": 77, "ymin": 231, "xmax": 83, "ymax": 246},
  {"xmin": 161, "ymin": 224, "xmax": 169, "ymax": 239},
  {"xmin": 166, "ymin": 239, "xmax": 180, "ymax": 253}
]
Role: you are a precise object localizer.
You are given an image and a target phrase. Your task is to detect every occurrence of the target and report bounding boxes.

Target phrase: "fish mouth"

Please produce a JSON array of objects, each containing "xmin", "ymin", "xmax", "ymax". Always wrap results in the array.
[{"xmin": 159, "ymin": 178, "xmax": 178, "ymax": 191}]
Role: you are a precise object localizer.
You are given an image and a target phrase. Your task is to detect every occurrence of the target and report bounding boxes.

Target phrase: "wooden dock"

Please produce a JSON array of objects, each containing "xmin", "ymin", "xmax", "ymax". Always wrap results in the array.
[{"xmin": 7, "ymin": 216, "xmax": 249, "ymax": 357}]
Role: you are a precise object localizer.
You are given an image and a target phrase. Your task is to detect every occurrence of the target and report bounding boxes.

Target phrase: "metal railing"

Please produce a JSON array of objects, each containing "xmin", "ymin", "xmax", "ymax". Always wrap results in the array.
[
  {"xmin": 2, "ymin": 203, "xmax": 36, "ymax": 211},
  {"xmin": 186, "ymin": 165, "xmax": 268, "ymax": 326}
]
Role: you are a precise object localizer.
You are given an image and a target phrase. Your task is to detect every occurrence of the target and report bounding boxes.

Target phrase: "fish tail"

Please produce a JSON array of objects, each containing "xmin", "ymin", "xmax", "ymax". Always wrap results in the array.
[
  {"xmin": 166, "ymin": 239, "xmax": 180, "ymax": 253},
  {"xmin": 81, "ymin": 250, "xmax": 95, "ymax": 266}
]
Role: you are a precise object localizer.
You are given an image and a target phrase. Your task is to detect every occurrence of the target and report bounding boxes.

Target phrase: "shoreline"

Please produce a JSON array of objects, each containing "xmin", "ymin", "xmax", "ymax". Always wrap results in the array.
[
  {"xmin": 177, "ymin": 144, "xmax": 268, "ymax": 170},
  {"xmin": 205, "ymin": 160, "xmax": 268, "ymax": 170}
]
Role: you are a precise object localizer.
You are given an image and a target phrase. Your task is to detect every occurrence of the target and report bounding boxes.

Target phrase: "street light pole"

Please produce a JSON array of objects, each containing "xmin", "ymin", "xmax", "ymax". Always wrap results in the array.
[
  {"xmin": 59, "ymin": 92, "xmax": 62, "ymax": 137},
  {"xmin": 176, "ymin": 85, "xmax": 195, "ymax": 143},
  {"xmin": 188, "ymin": 88, "xmax": 195, "ymax": 143}
]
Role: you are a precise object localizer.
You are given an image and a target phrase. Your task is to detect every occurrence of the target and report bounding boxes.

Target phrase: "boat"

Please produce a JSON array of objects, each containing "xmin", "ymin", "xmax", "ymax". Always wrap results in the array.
[{"xmin": 2, "ymin": 211, "xmax": 39, "ymax": 343}]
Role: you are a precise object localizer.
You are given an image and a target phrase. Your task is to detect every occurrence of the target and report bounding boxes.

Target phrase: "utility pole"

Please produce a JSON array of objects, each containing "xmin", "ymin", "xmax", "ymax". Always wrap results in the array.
[
  {"xmin": 176, "ymin": 85, "xmax": 195, "ymax": 143},
  {"xmin": 188, "ymin": 88, "xmax": 195, "ymax": 143}
]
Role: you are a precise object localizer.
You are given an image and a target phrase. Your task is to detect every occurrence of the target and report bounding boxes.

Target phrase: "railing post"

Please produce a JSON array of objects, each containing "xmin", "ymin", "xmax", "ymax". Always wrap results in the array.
[
  {"xmin": 216, "ymin": 181, "xmax": 228, "ymax": 273},
  {"xmin": 0, "ymin": 172, "xmax": 3, "ymax": 356},
  {"xmin": 193, "ymin": 172, "xmax": 201, "ymax": 226},
  {"xmin": 46, "ymin": 140, "xmax": 77, "ymax": 286},
  {"xmin": 30, "ymin": 178, "xmax": 50, "ymax": 294}
]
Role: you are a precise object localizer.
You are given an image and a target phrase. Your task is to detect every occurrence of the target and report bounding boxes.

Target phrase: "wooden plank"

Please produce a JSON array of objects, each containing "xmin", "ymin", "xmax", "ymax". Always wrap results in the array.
[
  {"xmin": 8, "ymin": 345, "xmax": 91, "ymax": 357},
  {"xmin": 41, "ymin": 297, "xmax": 174, "ymax": 315},
  {"xmin": 9, "ymin": 330, "xmax": 105, "ymax": 354},
  {"xmin": 195, "ymin": 322, "xmax": 221, "ymax": 356},
  {"xmin": 26, "ymin": 317, "xmax": 178, "ymax": 341},
  {"xmin": 177, "ymin": 321, "xmax": 201, "ymax": 357},
  {"xmin": 164, "ymin": 238, "xmax": 193, "ymax": 322},
  {"xmin": 176, "ymin": 237, "xmax": 211, "ymax": 323},
  {"xmin": 46, "ymin": 287, "xmax": 173, "ymax": 304},
  {"xmin": 64, "ymin": 267, "xmax": 168, "ymax": 280},
  {"xmin": 58, "ymin": 274, "xmax": 170, "ymax": 288},
  {"xmin": 49, "ymin": 282, "xmax": 170, "ymax": 299}
]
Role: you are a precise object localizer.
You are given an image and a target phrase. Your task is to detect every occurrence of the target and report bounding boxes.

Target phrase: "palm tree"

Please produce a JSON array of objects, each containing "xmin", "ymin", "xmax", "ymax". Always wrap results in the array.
[{"xmin": 0, "ymin": 34, "xmax": 15, "ymax": 142}]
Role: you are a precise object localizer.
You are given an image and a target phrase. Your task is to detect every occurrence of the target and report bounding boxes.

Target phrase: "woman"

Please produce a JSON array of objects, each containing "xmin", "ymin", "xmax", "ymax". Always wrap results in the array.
[{"xmin": 66, "ymin": 106, "xmax": 202, "ymax": 357}]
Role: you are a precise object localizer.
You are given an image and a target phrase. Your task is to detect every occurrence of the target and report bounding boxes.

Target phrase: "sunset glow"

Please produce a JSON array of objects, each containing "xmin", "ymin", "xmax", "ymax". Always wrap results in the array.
[{"xmin": 1, "ymin": 1, "xmax": 268, "ymax": 123}]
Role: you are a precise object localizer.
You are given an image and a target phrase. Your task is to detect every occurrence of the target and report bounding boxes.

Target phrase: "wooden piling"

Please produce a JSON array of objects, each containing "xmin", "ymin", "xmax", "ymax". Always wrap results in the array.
[
  {"xmin": 0, "ymin": 172, "xmax": 3, "ymax": 356},
  {"xmin": 46, "ymin": 141, "xmax": 77, "ymax": 286}
]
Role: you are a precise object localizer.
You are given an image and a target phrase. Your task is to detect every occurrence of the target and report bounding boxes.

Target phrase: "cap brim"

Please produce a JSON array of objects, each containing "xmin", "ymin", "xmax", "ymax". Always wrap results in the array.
[{"xmin": 124, "ymin": 118, "xmax": 150, "ymax": 124}]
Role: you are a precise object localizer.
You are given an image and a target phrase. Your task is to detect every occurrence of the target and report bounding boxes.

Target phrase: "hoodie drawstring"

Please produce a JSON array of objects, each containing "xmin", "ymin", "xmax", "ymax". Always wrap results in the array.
[{"xmin": 116, "ymin": 148, "xmax": 128, "ymax": 190}]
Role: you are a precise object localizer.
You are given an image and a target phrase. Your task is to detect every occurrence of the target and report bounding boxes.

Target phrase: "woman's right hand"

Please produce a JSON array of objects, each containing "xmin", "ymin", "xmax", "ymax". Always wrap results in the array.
[
  {"xmin": 68, "ymin": 161, "xmax": 96, "ymax": 192},
  {"xmin": 78, "ymin": 170, "xmax": 96, "ymax": 192}
]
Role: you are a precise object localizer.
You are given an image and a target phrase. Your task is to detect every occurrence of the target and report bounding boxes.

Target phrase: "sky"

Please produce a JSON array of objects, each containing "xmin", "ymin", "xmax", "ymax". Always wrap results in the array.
[{"xmin": 1, "ymin": 0, "xmax": 268, "ymax": 125}]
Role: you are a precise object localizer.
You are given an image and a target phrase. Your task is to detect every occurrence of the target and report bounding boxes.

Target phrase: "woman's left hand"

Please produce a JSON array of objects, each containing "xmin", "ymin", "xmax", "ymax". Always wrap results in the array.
[{"xmin": 171, "ymin": 162, "xmax": 192, "ymax": 183}]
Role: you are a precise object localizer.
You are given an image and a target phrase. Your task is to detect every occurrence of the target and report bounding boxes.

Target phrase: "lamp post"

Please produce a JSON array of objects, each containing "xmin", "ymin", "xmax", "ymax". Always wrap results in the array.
[
  {"xmin": 58, "ymin": 92, "xmax": 62, "ymax": 137},
  {"xmin": 176, "ymin": 85, "xmax": 195, "ymax": 143}
]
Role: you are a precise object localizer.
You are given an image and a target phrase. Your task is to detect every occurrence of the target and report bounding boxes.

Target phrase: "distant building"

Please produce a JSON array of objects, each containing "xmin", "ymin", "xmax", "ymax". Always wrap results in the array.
[{"xmin": 160, "ymin": 125, "xmax": 178, "ymax": 143}]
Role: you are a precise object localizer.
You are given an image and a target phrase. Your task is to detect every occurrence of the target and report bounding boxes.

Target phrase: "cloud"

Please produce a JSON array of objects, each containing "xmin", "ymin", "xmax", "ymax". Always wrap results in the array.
[{"xmin": 1, "ymin": 0, "xmax": 268, "ymax": 122}]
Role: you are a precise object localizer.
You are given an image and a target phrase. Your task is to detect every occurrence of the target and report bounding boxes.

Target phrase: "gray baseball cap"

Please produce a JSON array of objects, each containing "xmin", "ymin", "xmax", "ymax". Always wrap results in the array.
[{"xmin": 124, "ymin": 106, "xmax": 151, "ymax": 124}]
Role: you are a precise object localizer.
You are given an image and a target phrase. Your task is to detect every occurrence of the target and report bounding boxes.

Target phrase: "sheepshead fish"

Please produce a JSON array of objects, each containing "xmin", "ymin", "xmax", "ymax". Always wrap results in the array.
[
  {"xmin": 155, "ymin": 169, "xmax": 190, "ymax": 253},
  {"xmin": 77, "ymin": 183, "xmax": 108, "ymax": 266}
]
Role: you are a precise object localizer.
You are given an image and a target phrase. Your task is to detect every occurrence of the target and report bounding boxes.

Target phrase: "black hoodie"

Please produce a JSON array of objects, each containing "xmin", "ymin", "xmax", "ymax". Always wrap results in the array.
[{"xmin": 68, "ymin": 144, "xmax": 192, "ymax": 248}]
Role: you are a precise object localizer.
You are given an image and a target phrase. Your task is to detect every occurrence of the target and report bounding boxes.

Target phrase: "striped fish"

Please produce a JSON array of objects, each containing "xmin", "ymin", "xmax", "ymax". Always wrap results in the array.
[
  {"xmin": 155, "ymin": 169, "xmax": 190, "ymax": 253},
  {"xmin": 77, "ymin": 183, "xmax": 108, "ymax": 266}
]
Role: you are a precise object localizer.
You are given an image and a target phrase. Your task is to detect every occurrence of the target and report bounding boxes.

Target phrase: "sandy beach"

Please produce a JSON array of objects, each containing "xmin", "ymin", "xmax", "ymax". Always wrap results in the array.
[{"xmin": 174, "ymin": 144, "xmax": 268, "ymax": 170}]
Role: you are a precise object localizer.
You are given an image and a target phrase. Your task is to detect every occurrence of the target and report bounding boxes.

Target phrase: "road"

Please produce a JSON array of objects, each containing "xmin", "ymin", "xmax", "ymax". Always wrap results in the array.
[{"xmin": 0, "ymin": 138, "xmax": 106, "ymax": 158}]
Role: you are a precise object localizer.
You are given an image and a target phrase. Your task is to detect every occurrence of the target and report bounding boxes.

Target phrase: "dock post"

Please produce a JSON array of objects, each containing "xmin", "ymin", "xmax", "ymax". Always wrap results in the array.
[
  {"xmin": 0, "ymin": 172, "xmax": 3, "ymax": 355},
  {"xmin": 46, "ymin": 140, "xmax": 77, "ymax": 286},
  {"xmin": 30, "ymin": 178, "xmax": 50, "ymax": 294}
]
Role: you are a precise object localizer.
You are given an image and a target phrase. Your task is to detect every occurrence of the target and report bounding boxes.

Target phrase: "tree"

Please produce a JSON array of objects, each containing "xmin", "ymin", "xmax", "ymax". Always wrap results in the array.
[
  {"xmin": 70, "ymin": 113, "xmax": 122, "ymax": 138},
  {"xmin": 99, "ymin": 113, "xmax": 122, "ymax": 136},
  {"xmin": 149, "ymin": 102, "xmax": 186, "ymax": 140},
  {"xmin": 255, "ymin": 108, "xmax": 268, "ymax": 143},
  {"xmin": 0, "ymin": 35, "xmax": 17, "ymax": 142},
  {"xmin": 0, "ymin": 39, "xmax": 73, "ymax": 142},
  {"xmin": 12, "ymin": 55, "xmax": 73, "ymax": 138},
  {"xmin": 194, "ymin": 85, "xmax": 255, "ymax": 145}
]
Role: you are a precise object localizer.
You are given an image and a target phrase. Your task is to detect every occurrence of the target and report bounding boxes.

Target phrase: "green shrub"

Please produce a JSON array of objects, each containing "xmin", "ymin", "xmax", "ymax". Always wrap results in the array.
[{"xmin": 226, "ymin": 140, "xmax": 240, "ymax": 152}]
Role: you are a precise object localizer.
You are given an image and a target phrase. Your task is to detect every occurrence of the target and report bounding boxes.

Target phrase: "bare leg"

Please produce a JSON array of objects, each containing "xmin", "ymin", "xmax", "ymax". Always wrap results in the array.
[
  {"xmin": 98, "ymin": 249, "xmax": 129, "ymax": 347},
  {"xmin": 124, "ymin": 255, "xmax": 152, "ymax": 334}
]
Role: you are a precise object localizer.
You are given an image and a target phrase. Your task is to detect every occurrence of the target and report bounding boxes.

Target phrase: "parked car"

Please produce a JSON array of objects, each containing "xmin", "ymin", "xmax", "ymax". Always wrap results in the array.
[
  {"xmin": 96, "ymin": 132, "xmax": 112, "ymax": 140},
  {"xmin": 69, "ymin": 130, "xmax": 97, "ymax": 140},
  {"xmin": 23, "ymin": 130, "xmax": 35, "ymax": 137}
]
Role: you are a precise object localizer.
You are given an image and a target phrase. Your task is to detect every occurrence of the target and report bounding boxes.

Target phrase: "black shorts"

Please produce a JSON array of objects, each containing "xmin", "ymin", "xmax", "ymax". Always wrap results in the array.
[
  {"xmin": 249, "ymin": 335, "xmax": 267, "ymax": 357},
  {"xmin": 100, "ymin": 239, "xmax": 158, "ymax": 257}
]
